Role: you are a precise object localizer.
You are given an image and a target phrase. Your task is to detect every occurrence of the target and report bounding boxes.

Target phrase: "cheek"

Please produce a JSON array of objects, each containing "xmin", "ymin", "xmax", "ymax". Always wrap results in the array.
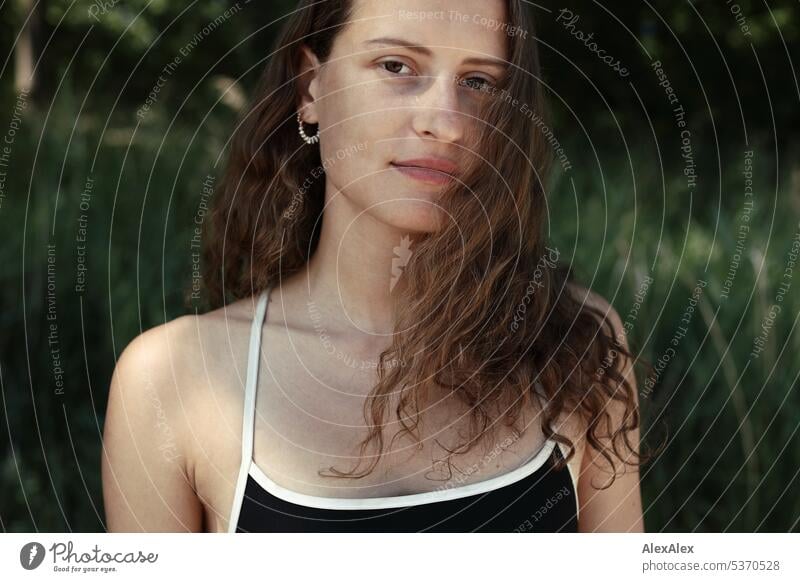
[
  {"xmin": 318, "ymin": 105, "xmax": 404, "ymax": 192},
  {"xmin": 320, "ymin": 67, "xmax": 408, "ymax": 149},
  {"xmin": 315, "ymin": 66, "xmax": 443, "ymax": 224},
  {"xmin": 318, "ymin": 116, "xmax": 382, "ymax": 191}
]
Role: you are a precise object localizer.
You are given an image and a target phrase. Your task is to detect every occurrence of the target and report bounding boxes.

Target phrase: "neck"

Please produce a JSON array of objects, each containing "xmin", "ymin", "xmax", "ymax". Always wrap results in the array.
[{"xmin": 302, "ymin": 186, "xmax": 419, "ymax": 337}]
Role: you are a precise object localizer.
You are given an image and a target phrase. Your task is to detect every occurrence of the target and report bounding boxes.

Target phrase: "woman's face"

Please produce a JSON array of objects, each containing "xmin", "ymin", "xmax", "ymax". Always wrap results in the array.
[{"xmin": 300, "ymin": 0, "xmax": 510, "ymax": 233}]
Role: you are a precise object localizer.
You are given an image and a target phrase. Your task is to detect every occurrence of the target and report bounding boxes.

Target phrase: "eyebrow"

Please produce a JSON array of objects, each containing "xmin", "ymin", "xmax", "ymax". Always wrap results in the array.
[{"xmin": 363, "ymin": 37, "xmax": 509, "ymax": 69}]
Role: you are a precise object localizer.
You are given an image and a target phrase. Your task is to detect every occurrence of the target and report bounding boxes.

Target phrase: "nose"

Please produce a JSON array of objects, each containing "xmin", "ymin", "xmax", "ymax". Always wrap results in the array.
[{"xmin": 410, "ymin": 74, "xmax": 466, "ymax": 144}]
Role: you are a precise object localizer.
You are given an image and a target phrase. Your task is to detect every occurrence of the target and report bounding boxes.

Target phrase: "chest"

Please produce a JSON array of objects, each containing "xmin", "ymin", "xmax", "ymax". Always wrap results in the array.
[{"xmin": 192, "ymin": 327, "xmax": 584, "ymax": 532}]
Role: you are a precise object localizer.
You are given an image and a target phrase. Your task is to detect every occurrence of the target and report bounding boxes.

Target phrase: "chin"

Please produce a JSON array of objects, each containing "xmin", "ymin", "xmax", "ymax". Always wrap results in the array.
[{"xmin": 369, "ymin": 202, "xmax": 444, "ymax": 234}]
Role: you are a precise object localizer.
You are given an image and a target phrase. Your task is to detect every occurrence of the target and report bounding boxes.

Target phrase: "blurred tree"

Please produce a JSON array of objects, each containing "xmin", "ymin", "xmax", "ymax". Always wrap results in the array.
[
  {"xmin": 13, "ymin": 0, "xmax": 37, "ymax": 95},
  {"xmin": 537, "ymin": 0, "xmax": 798, "ymax": 144}
]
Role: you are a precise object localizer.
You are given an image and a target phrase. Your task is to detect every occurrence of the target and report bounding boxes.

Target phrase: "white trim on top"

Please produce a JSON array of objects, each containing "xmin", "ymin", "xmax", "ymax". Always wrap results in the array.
[
  {"xmin": 228, "ymin": 285, "xmax": 579, "ymax": 525},
  {"xmin": 556, "ymin": 440, "xmax": 580, "ymax": 522},
  {"xmin": 246, "ymin": 438, "xmax": 558, "ymax": 510},
  {"xmin": 227, "ymin": 288, "xmax": 270, "ymax": 533}
]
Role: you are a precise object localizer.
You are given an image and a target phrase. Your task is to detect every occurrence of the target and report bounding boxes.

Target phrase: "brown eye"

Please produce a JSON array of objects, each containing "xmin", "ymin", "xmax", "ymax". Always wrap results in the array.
[
  {"xmin": 380, "ymin": 60, "xmax": 413, "ymax": 76},
  {"xmin": 460, "ymin": 77, "xmax": 493, "ymax": 92}
]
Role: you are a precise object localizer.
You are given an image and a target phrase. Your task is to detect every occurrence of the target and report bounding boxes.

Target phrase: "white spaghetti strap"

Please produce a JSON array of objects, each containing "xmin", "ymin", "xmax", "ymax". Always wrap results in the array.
[
  {"xmin": 227, "ymin": 287, "xmax": 271, "ymax": 532},
  {"xmin": 534, "ymin": 379, "xmax": 580, "ymax": 521},
  {"xmin": 556, "ymin": 440, "xmax": 580, "ymax": 522}
]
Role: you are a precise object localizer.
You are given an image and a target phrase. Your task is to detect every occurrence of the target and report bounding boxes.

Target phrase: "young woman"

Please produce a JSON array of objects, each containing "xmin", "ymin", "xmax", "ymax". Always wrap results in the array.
[{"xmin": 102, "ymin": 0, "xmax": 645, "ymax": 533}]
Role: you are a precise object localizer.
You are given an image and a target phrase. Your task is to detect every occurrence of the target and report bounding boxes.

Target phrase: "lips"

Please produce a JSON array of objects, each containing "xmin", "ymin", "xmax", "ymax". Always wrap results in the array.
[{"xmin": 391, "ymin": 158, "xmax": 459, "ymax": 185}]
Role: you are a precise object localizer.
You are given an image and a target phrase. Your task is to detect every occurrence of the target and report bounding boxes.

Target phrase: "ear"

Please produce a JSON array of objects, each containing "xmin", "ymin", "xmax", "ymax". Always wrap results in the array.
[{"xmin": 297, "ymin": 44, "xmax": 322, "ymax": 124}]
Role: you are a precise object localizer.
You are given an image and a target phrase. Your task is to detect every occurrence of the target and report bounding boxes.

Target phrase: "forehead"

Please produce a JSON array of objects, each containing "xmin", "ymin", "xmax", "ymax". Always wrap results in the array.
[{"xmin": 338, "ymin": 0, "xmax": 510, "ymax": 62}]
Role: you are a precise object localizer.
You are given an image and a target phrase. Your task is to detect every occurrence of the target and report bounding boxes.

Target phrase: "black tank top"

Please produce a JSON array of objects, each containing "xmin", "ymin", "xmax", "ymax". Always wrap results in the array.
[{"xmin": 227, "ymin": 287, "xmax": 580, "ymax": 533}]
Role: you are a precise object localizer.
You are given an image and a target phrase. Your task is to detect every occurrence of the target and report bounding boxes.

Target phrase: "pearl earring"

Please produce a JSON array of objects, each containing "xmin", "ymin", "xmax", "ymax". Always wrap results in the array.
[{"xmin": 297, "ymin": 112, "xmax": 320, "ymax": 145}]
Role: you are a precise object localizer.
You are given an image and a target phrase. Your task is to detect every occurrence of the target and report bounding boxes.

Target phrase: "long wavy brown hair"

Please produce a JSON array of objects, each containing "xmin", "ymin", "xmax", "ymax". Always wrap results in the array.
[{"xmin": 198, "ymin": 0, "xmax": 653, "ymax": 489}]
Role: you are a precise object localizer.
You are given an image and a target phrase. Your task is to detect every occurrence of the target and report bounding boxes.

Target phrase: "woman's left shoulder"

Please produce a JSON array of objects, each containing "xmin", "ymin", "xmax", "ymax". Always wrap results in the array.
[
  {"xmin": 565, "ymin": 281, "xmax": 627, "ymax": 346},
  {"xmin": 562, "ymin": 286, "xmax": 644, "ymax": 531}
]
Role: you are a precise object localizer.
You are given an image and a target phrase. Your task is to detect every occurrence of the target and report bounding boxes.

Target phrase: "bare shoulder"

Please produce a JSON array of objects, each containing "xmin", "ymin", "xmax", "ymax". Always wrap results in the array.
[
  {"xmin": 102, "ymin": 313, "xmax": 206, "ymax": 531},
  {"xmin": 107, "ymin": 313, "xmax": 200, "ymax": 429},
  {"xmin": 563, "ymin": 279, "xmax": 638, "ymax": 430},
  {"xmin": 119, "ymin": 295, "xmax": 262, "ymax": 434},
  {"xmin": 104, "ymin": 310, "xmax": 227, "ymax": 475},
  {"xmin": 118, "ymin": 294, "xmax": 261, "ymax": 378},
  {"xmin": 113, "ymin": 312, "xmax": 203, "ymax": 381},
  {"xmin": 563, "ymin": 282, "xmax": 644, "ymax": 531},
  {"xmin": 566, "ymin": 281, "xmax": 626, "ymax": 342},
  {"xmin": 109, "ymin": 302, "xmax": 248, "ymax": 408},
  {"xmin": 102, "ymin": 297, "xmax": 261, "ymax": 531}
]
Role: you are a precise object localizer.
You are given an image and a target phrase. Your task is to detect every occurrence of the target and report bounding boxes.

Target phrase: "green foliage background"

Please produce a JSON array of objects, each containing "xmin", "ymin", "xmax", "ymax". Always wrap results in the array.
[{"xmin": 0, "ymin": 0, "xmax": 798, "ymax": 531}]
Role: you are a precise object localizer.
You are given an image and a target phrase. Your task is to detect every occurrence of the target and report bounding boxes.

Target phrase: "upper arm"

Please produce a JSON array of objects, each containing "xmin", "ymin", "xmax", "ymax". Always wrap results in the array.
[
  {"xmin": 572, "ymin": 288, "xmax": 645, "ymax": 533},
  {"xmin": 101, "ymin": 320, "xmax": 204, "ymax": 532}
]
